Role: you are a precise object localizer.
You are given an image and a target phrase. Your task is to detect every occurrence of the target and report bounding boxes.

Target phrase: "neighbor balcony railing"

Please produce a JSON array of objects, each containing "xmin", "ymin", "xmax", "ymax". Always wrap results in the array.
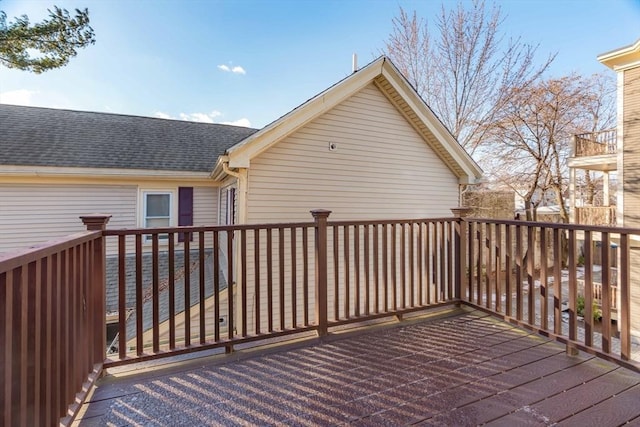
[
  {"xmin": 575, "ymin": 206, "xmax": 617, "ymax": 226},
  {"xmin": 1, "ymin": 210, "xmax": 639, "ymax": 426},
  {"xmin": 573, "ymin": 129, "xmax": 617, "ymax": 157}
]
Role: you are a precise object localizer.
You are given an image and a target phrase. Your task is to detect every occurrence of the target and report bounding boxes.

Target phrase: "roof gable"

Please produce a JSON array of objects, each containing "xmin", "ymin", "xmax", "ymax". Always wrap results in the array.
[
  {"xmin": 223, "ymin": 56, "xmax": 482, "ymax": 184},
  {"xmin": 0, "ymin": 105, "xmax": 257, "ymax": 173}
]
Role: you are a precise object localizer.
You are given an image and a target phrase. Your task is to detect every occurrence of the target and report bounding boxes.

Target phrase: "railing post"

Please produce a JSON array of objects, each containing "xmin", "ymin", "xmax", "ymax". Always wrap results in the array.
[
  {"xmin": 80, "ymin": 214, "xmax": 111, "ymax": 365},
  {"xmin": 451, "ymin": 208, "xmax": 471, "ymax": 305},
  {"xmin": 311, "ymin": 209, "xmax": 331, "ymax": 337}
]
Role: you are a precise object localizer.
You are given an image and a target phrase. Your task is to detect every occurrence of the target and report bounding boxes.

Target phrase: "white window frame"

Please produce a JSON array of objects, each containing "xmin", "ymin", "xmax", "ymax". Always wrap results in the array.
[{"xmin": 140, "ymin": 190, "xmax": 175, "ymax": 242}]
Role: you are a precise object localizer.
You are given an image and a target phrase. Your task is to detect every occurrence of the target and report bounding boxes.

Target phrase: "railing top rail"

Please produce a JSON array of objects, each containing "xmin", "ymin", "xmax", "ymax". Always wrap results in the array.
[
  {"xmin": 575, "ymin": 128, "xmax": 616, "ymax": 142},
  {"xmin": 103, "ymin": 217, "xmax": 460, "ymax": 237},
  {"xmin": 0, "ymin": 230, "xmax": 101, "ymax": 273},
  {"xmin": 466, "ymin": 217, "xmax": 640, "ymax": 234},
  {"xmin": 574, "ymin": 129, "xmax": 617, "ymax": 157},
  {"xmin": 328, "ymin": 217, "xmax": 456, "ymax": 227},
  {"xmin": 103, "ymin": 222, "xmax": 317, "ymax": 236}
]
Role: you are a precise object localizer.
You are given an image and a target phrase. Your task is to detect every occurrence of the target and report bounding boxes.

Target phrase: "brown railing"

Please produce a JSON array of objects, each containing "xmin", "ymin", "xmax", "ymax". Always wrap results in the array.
[
  {"xmin": 461, "ymin": 218, "xmax": 636, "ymax": 367},
  {"xmin": 574, "ymin": 129, "xmax": 617, "ymax": 157},
  {"xmin": 0, "ymin": 215, "xmax": 109, "ymax": 427},
  {"xmin": 102, "ymin": 211, "xmax": 459, "ymax": 366},
  {"xmin": 575, "ymin": 206, "xmax": 617, "ymax": 226},
  {"xmin": 4, "ymin": 210, "xmax": 640, "ymax": 425}
]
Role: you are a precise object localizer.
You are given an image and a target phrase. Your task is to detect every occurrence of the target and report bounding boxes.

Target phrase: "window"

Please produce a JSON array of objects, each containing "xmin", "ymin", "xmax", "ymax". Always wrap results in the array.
[
  {"xmin": 226, "ymin": 187, "xmax": 236, "ymax": 225},
  {"xmin": 143, "ymin": 191, "xmax": 172, "ymax": 241}
]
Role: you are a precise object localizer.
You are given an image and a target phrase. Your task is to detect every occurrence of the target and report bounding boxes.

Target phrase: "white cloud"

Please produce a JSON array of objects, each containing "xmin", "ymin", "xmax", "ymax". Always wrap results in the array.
[
  {"xmin": 0, "ymin": 89, "xmax": 38, "ymax": 106},
  {"xmin": 217, "ymin": 64, "xmax": 246, "ymax": 75},
  {"xmin": 152, "ymin": 110, "xmax": 249, "ymax": 126},
  {"xmin": 154, "ymin": 111, "xmax": 172, "ymax": 119},
  {"xmin": 231, "ymin": 66, "xmax": 246, "ymax": 75},
  {"xmin": 178, "ymin": 111, "xmax": 222, "ymax": 123},
  {"xmin": 222, "ymin": 118, "xmax": 251, "ymax": 127}
]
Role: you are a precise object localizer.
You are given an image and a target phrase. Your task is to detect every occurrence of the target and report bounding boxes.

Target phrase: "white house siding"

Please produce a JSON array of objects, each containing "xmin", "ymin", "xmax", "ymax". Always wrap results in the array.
[
  {"xmin": 246, "ymin": 83, "xmax": 459, "ymax": 223},
  {"xmin": 193, "ymin": 186, "xmax": 218, "ymax": 226},
  {"xmin": 0, "ymin": 183, "xmax": 136, "ymax": 254},
  {"xmin": 623, "ymin": 66, "xmax": 640, "ymax": 229},
  {"xmin": 622, "ymin": 66, "xmax": 640, "ymax": 336},
  {"xmin": 240, "ymin": 83, "xmax": 460, "ymax": 334}
]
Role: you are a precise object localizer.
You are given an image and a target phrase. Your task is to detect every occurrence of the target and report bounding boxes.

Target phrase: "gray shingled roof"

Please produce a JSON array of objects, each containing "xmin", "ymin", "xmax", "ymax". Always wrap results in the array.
[{"xmin": 0, "ymin": 104, "xmax": 258, "ymax": 172}]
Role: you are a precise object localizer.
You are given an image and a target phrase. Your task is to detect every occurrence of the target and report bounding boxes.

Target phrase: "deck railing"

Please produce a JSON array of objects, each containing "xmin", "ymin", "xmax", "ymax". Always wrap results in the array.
[
  {"xmin": 462, "ymin": 218, "xmax": 636, "ymax": 367},
  {"xmin": 3, "ymin": 210, "xmax": 640, "ymax": 426},
  {"xmin": 573, "ymin": 129, "xmax": 617, "ymax": 157},
  {"xmin": 0, "ymin": 215, "xmax": 110, "ymax": 427},
  {"xmin": 575, "ymin": 206, "xmax": 617, "ymax": 226},
  {"xmin": 101, "ymin": 210, "xmax": 459, "ymax": 366}
]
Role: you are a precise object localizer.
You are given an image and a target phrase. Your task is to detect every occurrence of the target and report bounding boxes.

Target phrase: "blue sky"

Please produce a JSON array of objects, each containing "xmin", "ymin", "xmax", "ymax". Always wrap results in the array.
[{"xmin": 1, "ymin": 0, "xmax": 639, "ymax": 129}]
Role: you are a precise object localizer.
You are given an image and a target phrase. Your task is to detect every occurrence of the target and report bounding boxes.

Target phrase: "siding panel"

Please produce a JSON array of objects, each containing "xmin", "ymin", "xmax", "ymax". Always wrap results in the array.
[
  {"xmin": 623, "ymin": 66, "xmax": 640, "ymax": 228},
  {"xmin": 622, "ymin": 66, "xmax": 640, "ymax": 335},
  {"xmin": 0, "ymin": 184, "xmax": 136, "ymax": 253},
  {"xmin": 193, "ymin": 186, "xmax": 218, "ymax": 226},
  {"xmin": 241, "ymin": 83, "xmax": 459, "ymax": 333},
  {"xmin": 246, "ymin": 83, "xmax": 459, "ymax": 223}
]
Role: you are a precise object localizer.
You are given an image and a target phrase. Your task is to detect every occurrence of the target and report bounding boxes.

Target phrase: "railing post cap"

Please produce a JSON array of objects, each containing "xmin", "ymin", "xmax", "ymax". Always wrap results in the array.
[
  {"xmin": 310, "ymin": 209, "xmax": 332, "ymax": 219},
  {"xmin": 80, "ymin": 214, "xmax": 112, "ymax": 231},
  {"xmin": 451, "ymin": 207, "xmax": 472, "ymax": 218}
]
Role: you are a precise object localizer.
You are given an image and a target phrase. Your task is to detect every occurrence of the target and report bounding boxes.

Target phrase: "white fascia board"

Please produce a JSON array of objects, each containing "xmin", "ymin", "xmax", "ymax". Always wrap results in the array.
[
  {"xmin": 0, "ymin": 165, "xmax": 214, "ymax": 182},
  {"xmin": 227, "ymin": 58, "xmax": 386, "ymax": 165},
  {"xmin": 380, "ymin": 63, "xmax": 483, "ymax": 183},
  {"xmin": 598, "ymin": 38, "xmax": 640, "ymax": 70},
  {"xmin": 611, "ymin": 60, "xmax": 640, "ymax": 72}
]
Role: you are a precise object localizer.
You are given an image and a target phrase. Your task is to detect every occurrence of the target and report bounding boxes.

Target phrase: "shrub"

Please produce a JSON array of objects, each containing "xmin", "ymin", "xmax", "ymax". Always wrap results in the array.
[{"xmin": 577, "ymin": 295, "xmax": 602, "ymax": 321}]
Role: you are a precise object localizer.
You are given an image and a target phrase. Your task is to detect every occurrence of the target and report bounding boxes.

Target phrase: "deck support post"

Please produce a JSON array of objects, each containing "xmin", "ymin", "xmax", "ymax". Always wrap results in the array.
[
  {"xmin": 311, "ymin": 209, "xmax": 331, "ymax": 337},
  {"xmin": 80, "ymin": 214, "xmax": 112, "ymax": 368},
  {"xmin": 451, "ymin": 208, "xmax": 471, "ymax": 305},
  {"xmin": 566, "ymin": 343, "xmax": 579, "ymax": 356}
]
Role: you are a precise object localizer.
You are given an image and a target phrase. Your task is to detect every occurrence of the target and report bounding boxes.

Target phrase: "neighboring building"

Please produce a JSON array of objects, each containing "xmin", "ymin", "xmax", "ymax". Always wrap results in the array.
[
  {"xmin": 1, "ymin": 56, "xmax": 483, "ymax": 338},
  {"xmin": 599, "ymin": 39, "xmax": 640, "ymax": 337},
  {"xmin": 597, "ymin": 39, "xmax": 640, "ymax": 229},
  {"xmin": 1, "ymin": 56, "xmax": 481, "ymax": 247},
  {"xmin": 568, "ymin": 129, "xmax": 617, "ymax": 226},
  {"xmin": 569, "ymin": 39, "xmax": 640, "ymax": 336},
  {"xmin": 0, "ymin": 106, "xmax": 257, "ymax": 254}
]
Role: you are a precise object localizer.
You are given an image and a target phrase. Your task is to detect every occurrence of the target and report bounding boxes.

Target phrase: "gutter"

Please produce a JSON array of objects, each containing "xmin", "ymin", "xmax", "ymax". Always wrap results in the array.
[{"xmin": 221, "ymin": 157, "xmax": 242, "ymax": 180}]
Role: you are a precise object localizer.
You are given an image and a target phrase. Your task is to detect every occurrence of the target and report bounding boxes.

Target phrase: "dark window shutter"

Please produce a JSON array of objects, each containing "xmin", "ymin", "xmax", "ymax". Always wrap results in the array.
[{"xmin": 178, "ymin": 187, "xmax": 193, "ymax": 242}]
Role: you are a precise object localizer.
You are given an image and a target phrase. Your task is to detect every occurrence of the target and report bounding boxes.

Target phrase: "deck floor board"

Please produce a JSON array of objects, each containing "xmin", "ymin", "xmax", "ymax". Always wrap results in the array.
[{"xmin": 75, "ymin": 309, "xmax": 640, "ymax": 426}]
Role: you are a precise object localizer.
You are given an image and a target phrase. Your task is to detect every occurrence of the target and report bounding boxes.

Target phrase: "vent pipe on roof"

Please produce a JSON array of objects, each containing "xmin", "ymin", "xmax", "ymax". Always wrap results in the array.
[{"xmin": 352, "ymin": 53, "xmax": 358, "ymax": 73}]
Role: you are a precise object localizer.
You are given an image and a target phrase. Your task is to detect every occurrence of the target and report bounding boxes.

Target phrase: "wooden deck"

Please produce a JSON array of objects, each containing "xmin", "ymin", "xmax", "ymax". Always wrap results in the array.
[{"xmin": 76, "ymin": 308, "xmax": 640, "ymax": 426}]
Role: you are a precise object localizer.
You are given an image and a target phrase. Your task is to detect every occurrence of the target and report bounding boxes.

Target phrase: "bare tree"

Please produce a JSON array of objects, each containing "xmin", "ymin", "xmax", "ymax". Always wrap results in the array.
[
  {"xmin": 382, "ymin": 0, "xmax": 554, "ymax": 154},
  {"xmin": 482, "ymin": 74, "xmax": 614, "ymax": 222}
]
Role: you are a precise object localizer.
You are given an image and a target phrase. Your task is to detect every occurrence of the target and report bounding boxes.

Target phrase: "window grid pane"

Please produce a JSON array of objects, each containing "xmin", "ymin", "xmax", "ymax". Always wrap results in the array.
[{"xmin": 146, "ymin": 194, "xmax": 170, "ymax": 217}]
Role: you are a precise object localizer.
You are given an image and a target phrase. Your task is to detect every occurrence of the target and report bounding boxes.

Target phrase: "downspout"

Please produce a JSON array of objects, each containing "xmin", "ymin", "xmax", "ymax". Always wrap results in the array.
[
  {"xmin": 221, "ymin": 157, "xmax": 248, "ymax": 224},
  {"xmin": 221, "ymin": 157, "xmax": 248, "ymax": 339},
  {"xmin": 459, "ymin": 183, "xmax": 471, "ymax": 208}
]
